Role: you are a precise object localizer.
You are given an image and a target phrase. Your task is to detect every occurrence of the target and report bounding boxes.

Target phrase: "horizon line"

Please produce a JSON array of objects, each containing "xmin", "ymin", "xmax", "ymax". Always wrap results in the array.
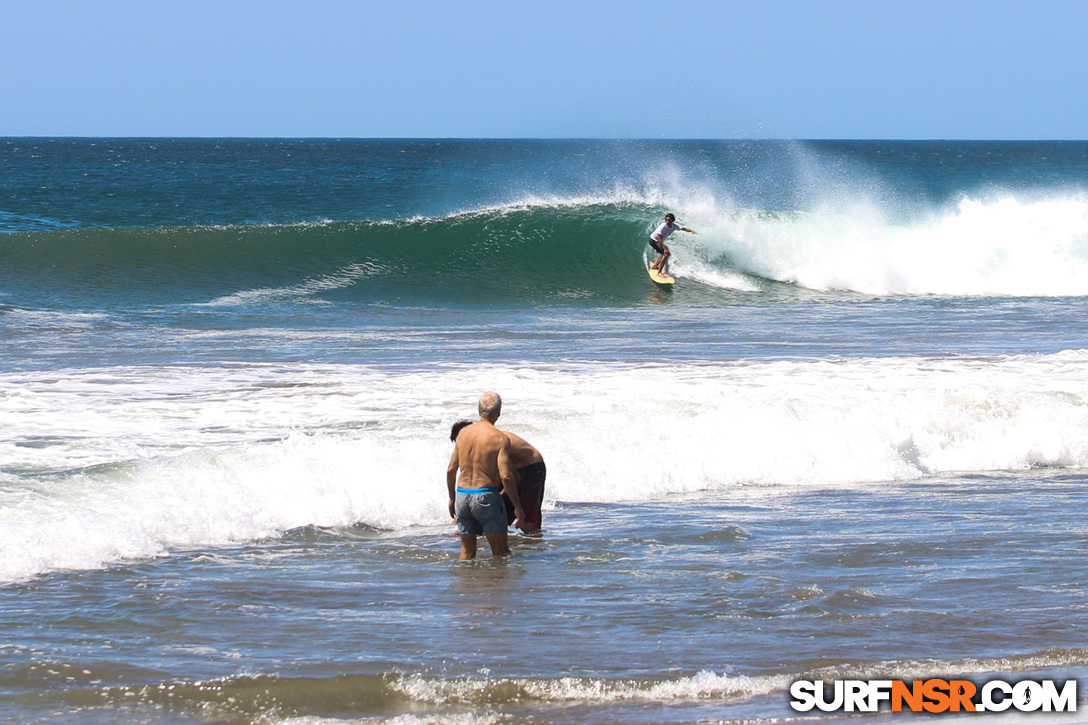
[{"xmin": 3, "ymin": 135, "xmax": 1087, "ymax": 143}]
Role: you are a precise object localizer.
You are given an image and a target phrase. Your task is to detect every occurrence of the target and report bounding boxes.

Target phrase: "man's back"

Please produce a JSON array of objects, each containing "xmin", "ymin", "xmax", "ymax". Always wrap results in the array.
[
  {"xmin": 504, "ymin": 431, "xmax": 543, "ymax": 469},
  {"xmin": 452, "ymin": 420, "xmax": 512, "ymax": 489}
]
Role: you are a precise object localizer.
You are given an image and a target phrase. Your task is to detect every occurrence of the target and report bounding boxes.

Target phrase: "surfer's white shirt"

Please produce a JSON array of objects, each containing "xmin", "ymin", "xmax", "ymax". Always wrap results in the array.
[{"xmin": 651, "ymin": 221, "xmax": 683, "ymax": 241}]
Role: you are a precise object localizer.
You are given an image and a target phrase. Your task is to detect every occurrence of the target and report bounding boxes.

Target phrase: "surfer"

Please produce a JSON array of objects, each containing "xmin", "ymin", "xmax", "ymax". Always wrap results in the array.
[
  {"xmin": 451, "ymin": 421, "xmax": 546, "ymax": 535},
  {"xmin": 446, "ymin": 393, "xmax": 525, "ymax": 559},
  {"xmin": 649, "ymin": 213, "xmax": 697, "ymax": 271}
]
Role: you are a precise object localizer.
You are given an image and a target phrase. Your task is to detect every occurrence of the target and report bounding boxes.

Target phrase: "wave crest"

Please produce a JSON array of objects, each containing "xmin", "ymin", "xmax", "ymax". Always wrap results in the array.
[{"xmin": 5, "ymin": 192, "xmax": 1088, "ymax": 307}]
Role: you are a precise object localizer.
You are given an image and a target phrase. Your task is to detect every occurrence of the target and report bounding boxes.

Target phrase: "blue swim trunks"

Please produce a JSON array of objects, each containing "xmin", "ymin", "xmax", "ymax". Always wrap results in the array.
[{"xmin": 455, "ymin": 487, "xmax": 508, "ymax": 536}]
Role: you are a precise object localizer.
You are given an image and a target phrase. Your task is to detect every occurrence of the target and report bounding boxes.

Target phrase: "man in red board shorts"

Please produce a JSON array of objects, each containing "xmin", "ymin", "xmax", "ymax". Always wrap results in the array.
[{"xmin": 499, "ymin": 431, "xmax": 546, "ymax": 534}]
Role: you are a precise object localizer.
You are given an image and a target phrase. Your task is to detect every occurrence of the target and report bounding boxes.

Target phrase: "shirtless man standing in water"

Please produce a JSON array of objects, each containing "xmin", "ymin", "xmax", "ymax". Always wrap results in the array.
[
  {"xmin": 446, "ymin": 392, "xmax": 525, "ymax": 559},
  {"xmin": 451, "ymin": 422, "xmax": 546, "ymax": 535}
]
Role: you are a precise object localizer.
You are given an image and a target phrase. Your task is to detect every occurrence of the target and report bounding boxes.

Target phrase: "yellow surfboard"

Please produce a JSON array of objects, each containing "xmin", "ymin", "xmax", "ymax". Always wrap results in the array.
[{"xmin": 647, "ymin": 267, "xmax": 675, "ymax": 285}]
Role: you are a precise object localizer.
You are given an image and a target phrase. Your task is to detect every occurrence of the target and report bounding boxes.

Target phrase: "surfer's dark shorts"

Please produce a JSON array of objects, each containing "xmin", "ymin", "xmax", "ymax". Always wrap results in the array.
[
  {"xmin": 505, "ymin": 461, "xmax": 546, "ymax": 530},
  {"xmin": 649, "ymin": 237, "xmax": 665, "ymax": 254},
  {"xmin": 455, "ymin": 487, "xmax": 507, "ymax": 536}
]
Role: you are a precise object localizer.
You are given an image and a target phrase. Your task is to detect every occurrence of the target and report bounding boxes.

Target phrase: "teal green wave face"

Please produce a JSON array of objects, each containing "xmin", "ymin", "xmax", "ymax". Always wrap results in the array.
[{"xmin": 3, "ymin": 203, "xmax": 764, "ymax": 308}]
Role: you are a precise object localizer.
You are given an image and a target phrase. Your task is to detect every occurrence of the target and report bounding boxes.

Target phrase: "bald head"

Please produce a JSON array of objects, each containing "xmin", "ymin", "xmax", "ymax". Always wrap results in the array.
[{"xmin": 478, "ymin": 392, "xmax": 502, "ymax": 421}]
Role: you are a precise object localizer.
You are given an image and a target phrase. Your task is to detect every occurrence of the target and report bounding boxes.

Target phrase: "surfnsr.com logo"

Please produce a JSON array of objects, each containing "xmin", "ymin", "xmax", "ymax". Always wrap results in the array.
[{"xmin": 790, "ymin": 679, "xmax": 1078, "ymax": 713}]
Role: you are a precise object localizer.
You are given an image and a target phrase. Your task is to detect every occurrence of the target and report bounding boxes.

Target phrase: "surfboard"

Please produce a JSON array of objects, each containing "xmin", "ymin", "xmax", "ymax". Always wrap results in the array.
[{"xmin": 647, "ymin": 266, "xmax": 675, "ymax": 285}]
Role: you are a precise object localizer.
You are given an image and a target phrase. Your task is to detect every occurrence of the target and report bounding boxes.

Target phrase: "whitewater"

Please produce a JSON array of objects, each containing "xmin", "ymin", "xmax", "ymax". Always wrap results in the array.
[{"xmin": 4, "ymin": 350, "xmax": 1088, "ymax": 585}]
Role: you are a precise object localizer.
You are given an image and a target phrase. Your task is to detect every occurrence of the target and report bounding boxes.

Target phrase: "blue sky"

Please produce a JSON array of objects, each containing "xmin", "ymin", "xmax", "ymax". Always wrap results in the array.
[{"xmin": 1, "ymin": 0, "xmax": 1085, "ymax": 139}]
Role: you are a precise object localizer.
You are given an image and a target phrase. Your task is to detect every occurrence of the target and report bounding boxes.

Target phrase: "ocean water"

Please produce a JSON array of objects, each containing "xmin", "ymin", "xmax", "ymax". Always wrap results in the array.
[{"xmin": 3, "ymin": 138, "xmax": 1088, "ymax": 723}]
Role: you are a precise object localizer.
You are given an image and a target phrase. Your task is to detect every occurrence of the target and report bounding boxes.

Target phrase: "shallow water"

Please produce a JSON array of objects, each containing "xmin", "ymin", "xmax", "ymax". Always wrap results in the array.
[{"xmin": 4, "ymin": 471, "xmax": 1088, "ymax": 723}]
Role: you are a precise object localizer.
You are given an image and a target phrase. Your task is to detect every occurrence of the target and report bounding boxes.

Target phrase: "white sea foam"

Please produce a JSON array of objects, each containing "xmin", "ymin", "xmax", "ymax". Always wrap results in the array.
[
  {"xmin": 666, "ymin": 256, "xmax": 762, "ymax": 292},
  {"xmin": 200, "ymin": 261, "xmax": 386, "ymax": 307},
  {"xmin": 693, "ymin": 194, "xmax": 1088, "ymax": 296},
  {"xmin": 2, "ymin": 308, "xmax": 114, "ymax": 329},
  {"xmin": 3, "ymin": 352, "xmax": 1088, "ymax": 581},
  {"xmin": 387, "ymin": 669, "xmax": 787, "ymax": 704},
  {"xmin": 640, "ymin": 251, "xmax": 760, "ymax": 291}
]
